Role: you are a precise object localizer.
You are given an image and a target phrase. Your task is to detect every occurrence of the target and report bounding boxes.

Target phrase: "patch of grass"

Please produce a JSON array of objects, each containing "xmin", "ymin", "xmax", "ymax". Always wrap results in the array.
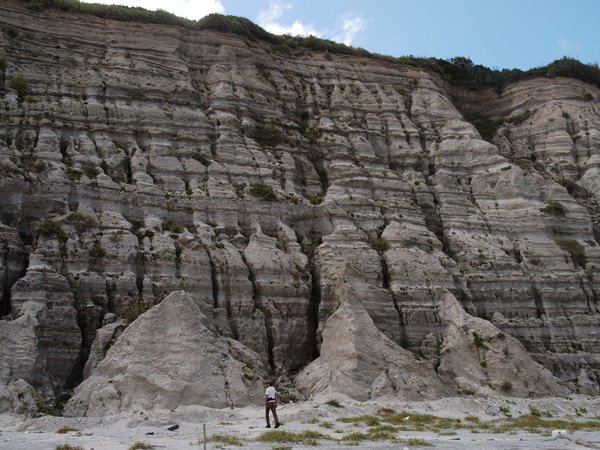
[
  {"xmin": 128, "ymin": 443, "xmax": 154, "ymax": 450},
  {"xmin": 206, "ymin": 434, "xmax": 243, "ymax": 446},
  {"xmin": 379, "ymin": 411, "xmax": 460, "ymax": 430},
  {"xmin": 405, "ymin": 437, "xmax": 435, "ymax": 446},
  {"xmin": 540, "ymin": 200, "xmax": 565, "ymax": 217},
  {"xmin": 342, "ymin": 431, "xmax": 368, "ymax": 441},
  {"xmin": 255, "ymin": 430, "xmax": 330, "ymax": 444},
  {"xmin": 555, "ymin": 238, "xmax": 586, "ymax": 269},
  {"xmin": 56, "ymin": 427, "xmax": 79, "ymax": 434},
  {"xmin": 338, "ymin": 415, "xmax": 380, "ymax": 426},
  {"xmin": 325, "ymin": 399, "xmax": 343, "ymax": 408},
  {"xmin": 55, "ymin": 445, "xmax": 84, "ymax": 450},
  {"xmin": 488, "ymin": 415, "xmax": 600, "ymax": 434}
]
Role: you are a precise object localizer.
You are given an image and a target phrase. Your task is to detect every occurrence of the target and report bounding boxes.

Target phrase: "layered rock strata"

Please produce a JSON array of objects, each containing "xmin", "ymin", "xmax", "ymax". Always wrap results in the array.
[{"xmin": 0, "ymin": 0, "xmax": 599, "ymax": 414}]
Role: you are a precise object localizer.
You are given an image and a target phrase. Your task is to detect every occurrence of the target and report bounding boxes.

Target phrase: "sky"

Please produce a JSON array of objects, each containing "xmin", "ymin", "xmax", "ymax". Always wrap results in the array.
[{"xmin": 79, "ymin": 0, "xmax": 599, "ymax": 71}]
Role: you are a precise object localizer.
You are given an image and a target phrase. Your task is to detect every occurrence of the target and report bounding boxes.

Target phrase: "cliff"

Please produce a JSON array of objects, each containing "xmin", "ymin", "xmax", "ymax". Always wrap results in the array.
[{"xmin": 0, "ymin": 0, "xmax": 599, "ymax": 415}]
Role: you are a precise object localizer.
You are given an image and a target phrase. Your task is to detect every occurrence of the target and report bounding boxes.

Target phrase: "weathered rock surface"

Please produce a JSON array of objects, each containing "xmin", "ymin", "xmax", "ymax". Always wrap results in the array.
[
  {"xmin": 64, "ymin": 291, "xmax": 266, "ymax": 415},
  {"xmin": 0, "ymin": 0, "xmax": 599, "ymax": 414}
]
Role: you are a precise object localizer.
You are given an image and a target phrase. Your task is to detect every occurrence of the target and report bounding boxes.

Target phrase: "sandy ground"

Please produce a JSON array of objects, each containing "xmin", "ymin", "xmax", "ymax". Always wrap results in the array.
[{"xmin": 1, "ymin": 395, "xmax": 599, "ymax": 450}]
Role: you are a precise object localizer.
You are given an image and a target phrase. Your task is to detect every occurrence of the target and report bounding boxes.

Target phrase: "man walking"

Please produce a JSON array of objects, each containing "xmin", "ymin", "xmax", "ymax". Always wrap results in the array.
[{"xmin": 264, "ymin": 380, "xmax": 280, "ymax": 428}]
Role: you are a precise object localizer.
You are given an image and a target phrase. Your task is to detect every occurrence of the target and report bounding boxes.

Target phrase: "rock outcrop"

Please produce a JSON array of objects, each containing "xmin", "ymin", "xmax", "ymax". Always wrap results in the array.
[
  {"xmin": 0, "ymin": 0, "xmax": 599, "ymax": 414},
  {"xmin": 64, "ymin": 291, "xmax": 265, "ymax": 415}
]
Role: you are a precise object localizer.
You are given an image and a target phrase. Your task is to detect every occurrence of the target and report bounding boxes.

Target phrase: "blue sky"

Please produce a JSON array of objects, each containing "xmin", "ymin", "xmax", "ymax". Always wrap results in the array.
[{"xmin": 80, "ymin": 0, "xmax": 599, "ymax": 70}]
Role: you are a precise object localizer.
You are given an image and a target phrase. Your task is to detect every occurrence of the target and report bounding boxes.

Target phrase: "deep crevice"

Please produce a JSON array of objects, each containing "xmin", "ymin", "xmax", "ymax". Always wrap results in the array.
[
  {"xmin": 308, "ymin": 260, "xmax": 321, "ymax": 360},
  {"xmin": 243, "ymin": 253, "xmax": 275, "ymax": 372}
]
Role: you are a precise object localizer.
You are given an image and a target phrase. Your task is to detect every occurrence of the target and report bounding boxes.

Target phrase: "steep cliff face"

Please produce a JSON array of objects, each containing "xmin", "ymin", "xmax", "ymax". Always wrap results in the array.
[{"xmin": 1, "ymin": 0, "xmax": 599, "ymax": 414}]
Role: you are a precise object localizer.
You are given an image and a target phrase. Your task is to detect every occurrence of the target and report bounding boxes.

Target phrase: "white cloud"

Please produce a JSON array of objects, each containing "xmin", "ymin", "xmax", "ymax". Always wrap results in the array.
[
  {"xmin": 256, "ymin": 0, "xmax": 319, "ymax": 37},
  {"xmin": 78, "ymin": 0, "xmax": 224, "ymax": 21},
  {"xmin": 557, "ymin": 39, "xmax": 580, "ymax": 56},
  {"xmin": 255, "ymin": 1, "xmax": 368, "ymax": 46},
  {"xmin": 256, "ymin": 0, "xmax": 292, "ymax": 25},
  {"xmin": 332, "ymin": 12, "xmax": 368, "ymax": 46}
]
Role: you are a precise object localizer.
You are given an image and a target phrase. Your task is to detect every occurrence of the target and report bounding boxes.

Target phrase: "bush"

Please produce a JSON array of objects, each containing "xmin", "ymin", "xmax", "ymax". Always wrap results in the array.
[
  {"xmin": 372, "ymin": 237, "xmax": 391, "ymax": 252},
  {"xmin": 557, "ymin": 178, "xmax": 586, "ymax": 197},
  {"xmin": 37, "ymin": 219, "xmax": 62, "ymax": 236},
  {"xmin": 165, "ymin": 221, "xmax": 184, "ymax": 234},
  {"xmin": 7, "ymin": 75, "xmax": 29, "ymax": 98},
  {"xmin": 540, "ymin": 200, "xmax": 565, "ymax": 217},
  {"xmin": 192, "ymin": 152, "xmax": 210, "ymax": 166},
  {"xmin": 472, "ymin": 117, "xmax": 503, "ymax": 142},
  {"xmin": 253, "ymin": 124, "xmax": 286, "ymax": 148},
  {"xmin": 305, "ymin": 192, "xmax": 324, "ymax": 204},
  {"xmin": 89, "ymin": 241, "xmax": 106, "ymax": 258},
  {"xmin": 249, "ymin": 182, "xmax": 277, "ymax": 201},
  {"xmin": 555, "ymin": 239, "xmax": 586, "ymax": 269}
]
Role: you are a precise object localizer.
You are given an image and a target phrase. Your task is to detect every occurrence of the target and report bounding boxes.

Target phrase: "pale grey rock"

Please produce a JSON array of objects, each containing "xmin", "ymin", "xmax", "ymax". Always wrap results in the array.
[
  {"xmin": 64, "ymin": 291, "xmax": 266, "ymax": 416},
  {"xmin": 297, "ymin": 261, "xmax": 450, "ymax": 401}
]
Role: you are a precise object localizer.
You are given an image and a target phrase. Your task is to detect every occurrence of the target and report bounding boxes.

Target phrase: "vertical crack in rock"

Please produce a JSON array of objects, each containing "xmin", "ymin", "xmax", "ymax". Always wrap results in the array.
[
  {"xmin": 532, "ymin": 284, "xmax": 546, "ymax": 319},
  {"xmin": 208, "ymin": 248, "xmax": 219, "ymax": 309},
  {"xmin": 243, "ymin": 253, "xmax": 275, "ymax": 371},
  {"xmin": 308, "ymin": 260, "xmax": 321, "ymax": 360}
]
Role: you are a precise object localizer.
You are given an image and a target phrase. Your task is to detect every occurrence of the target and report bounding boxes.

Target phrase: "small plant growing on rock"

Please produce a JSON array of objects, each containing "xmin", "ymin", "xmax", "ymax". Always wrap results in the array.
[
  {"xmin": 540, "ymin": 200, "xmax": 565, "ymax": 217},
  {"xmin": 165, "ymin": 221, "xmax": 184, "ymax": 234},
  {"xmin": 555, "ymin": 238, "xmax": 586, "ymax": 268},
  {"xmin": 37, "ymin": 219, "xmax": 62, "ymax": 236},
  {"xmin": 8, "ymin": 75, "xmax": 29, "ymax": 99},
  {"xmin": 372, "ymin": 237, "xmax": 391, "ymax": 252},
  {"xmin": 253, "ymin": 124, "xmax": 285, "ymax": 148},
  {"xmin": 192, "ymin": 152, "xmax": 210, "ymax": 166},
  {"xmin": 502, "ymin": 381, "xmax": 513, "ymax": 392},
  {"xmin": 81, "ymin": 162, "xmax": 100, "ymax": 179},
  {"xmin": 250, "ymin": 182, "xmax": 277, "ymax": 201},
  {"xmin": 305, "ymin": 192, "xmax": 324, "ymax": 204},
  {"xmin": 472, "ymin": 331, "xmax": 484, "ymax": 348},
  {"xmin": 89, "ymin": 241, "xmax": 106, "ymax": 258}
]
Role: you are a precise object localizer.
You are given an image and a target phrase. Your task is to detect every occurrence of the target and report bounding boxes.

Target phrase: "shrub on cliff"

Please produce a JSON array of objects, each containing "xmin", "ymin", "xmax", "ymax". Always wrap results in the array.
[
  {"xmin": 555, "ymin": 239, "xmax": 586, "ymax": 269},
  {"xmin": 253, "ymin": 124, "xmax": 286, "ymax": 148},
  {"xmin": 249, "ymin": 182, "xmax": 276, "ymax": 201},
  {"xmin": 7, "ymin": 75, "xmax": 29, "ymax": 99}
]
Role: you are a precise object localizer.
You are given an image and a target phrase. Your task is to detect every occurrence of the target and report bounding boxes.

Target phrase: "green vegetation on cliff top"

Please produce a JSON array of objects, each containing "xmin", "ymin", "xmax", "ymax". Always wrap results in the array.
[{"xmin": 19, "ymin": 0, "xmax": 600, "ymax": 91}]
